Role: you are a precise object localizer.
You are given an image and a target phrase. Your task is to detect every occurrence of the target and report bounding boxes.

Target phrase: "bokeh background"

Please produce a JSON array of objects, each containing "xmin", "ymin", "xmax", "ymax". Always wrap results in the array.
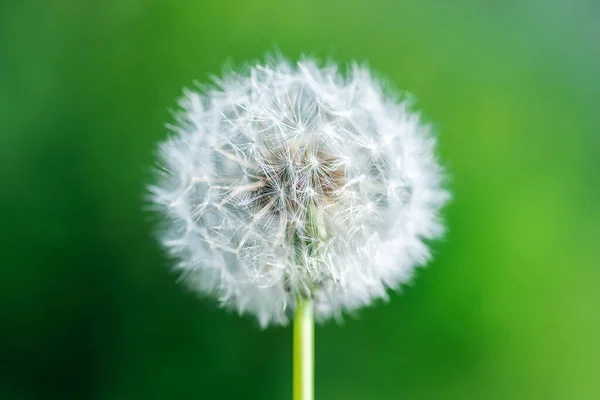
[{"xmin": 1, "ymin": 0, "xmax": 599, "ymax": 399}]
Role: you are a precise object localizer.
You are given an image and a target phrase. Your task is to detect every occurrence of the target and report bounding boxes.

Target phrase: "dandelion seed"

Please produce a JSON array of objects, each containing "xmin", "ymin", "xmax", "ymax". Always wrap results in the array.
[{"xmin": 149, "ymin": 56, "xmax": 449, "ymax": 328}]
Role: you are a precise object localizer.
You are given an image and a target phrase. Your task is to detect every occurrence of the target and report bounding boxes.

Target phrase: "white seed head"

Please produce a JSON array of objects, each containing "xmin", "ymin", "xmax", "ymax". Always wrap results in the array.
[{"xmin": 150, "ymin": 57, "xmax": 449, "ymax": 327}]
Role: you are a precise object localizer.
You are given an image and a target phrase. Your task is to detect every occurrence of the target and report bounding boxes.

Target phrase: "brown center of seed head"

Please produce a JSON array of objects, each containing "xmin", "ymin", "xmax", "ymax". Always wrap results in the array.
[{"xmin": 253, "ymin": 146, "xmax": 345, "ymax": 218}]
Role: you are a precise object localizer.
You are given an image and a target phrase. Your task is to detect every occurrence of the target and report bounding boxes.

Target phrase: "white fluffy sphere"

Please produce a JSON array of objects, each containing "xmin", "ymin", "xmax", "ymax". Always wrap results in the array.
[{"xmin": 150, "ymin": 57, "xmax": 449, "ymax": 327}]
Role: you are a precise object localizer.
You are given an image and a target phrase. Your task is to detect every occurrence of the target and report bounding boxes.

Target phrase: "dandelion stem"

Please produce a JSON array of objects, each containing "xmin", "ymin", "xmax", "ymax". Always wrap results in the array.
[{"xmin": 294, "ymin": 297, "xmax": 314, "ymax": 400}]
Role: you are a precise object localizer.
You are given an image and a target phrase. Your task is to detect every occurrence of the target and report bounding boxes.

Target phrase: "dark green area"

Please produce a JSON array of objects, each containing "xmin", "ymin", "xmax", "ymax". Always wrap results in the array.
[{"xmin": 1, "ymin": 1, "xmax": 599, "ymax": 399}]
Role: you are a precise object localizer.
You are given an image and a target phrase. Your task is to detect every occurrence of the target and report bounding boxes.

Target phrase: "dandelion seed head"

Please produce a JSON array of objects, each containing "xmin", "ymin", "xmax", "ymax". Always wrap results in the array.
[{"xmin": 150, "ymin": 57, "xmax": 449, "ymax": 327}]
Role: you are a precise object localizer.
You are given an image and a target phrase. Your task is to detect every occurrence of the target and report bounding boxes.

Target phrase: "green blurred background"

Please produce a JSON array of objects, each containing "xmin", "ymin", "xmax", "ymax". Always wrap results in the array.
[{"xmin": 1, "ymin": 0, "xmax": 599, "ymax": 399}]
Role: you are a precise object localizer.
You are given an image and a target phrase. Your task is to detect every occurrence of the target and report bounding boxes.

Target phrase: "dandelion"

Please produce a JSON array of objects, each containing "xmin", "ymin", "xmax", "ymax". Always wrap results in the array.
[{"xmin": 149, "ymin": 56, "xmax": 449, "ymax": 400}]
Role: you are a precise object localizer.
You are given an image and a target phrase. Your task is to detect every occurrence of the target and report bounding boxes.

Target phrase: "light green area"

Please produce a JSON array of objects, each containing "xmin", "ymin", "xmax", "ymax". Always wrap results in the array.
[
  {"xmin": 0, "ymin": 0, "xmax": 599, "ymax": 399},
  {"xmin": 294, "ymin": 298, "xmax": 314, "ymax": 400}
]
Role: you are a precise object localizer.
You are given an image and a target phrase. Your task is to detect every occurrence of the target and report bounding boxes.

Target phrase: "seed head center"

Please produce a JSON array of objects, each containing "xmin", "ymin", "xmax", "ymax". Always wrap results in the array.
[{"xmin": 253, "ymin": 147, "xmax": 345, "ymax": 217}]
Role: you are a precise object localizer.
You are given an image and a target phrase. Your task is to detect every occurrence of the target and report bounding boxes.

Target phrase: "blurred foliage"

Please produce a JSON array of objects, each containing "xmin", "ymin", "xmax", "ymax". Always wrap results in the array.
[{"xmin": 1, "ymin": 0, "xmax": 599, "ymax": 399}]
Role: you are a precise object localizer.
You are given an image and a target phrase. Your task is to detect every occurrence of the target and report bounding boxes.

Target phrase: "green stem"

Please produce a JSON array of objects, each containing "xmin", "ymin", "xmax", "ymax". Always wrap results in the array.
[{"xmin": 294, "ymin": 297, "xmax": 314, "ymax": 400}]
